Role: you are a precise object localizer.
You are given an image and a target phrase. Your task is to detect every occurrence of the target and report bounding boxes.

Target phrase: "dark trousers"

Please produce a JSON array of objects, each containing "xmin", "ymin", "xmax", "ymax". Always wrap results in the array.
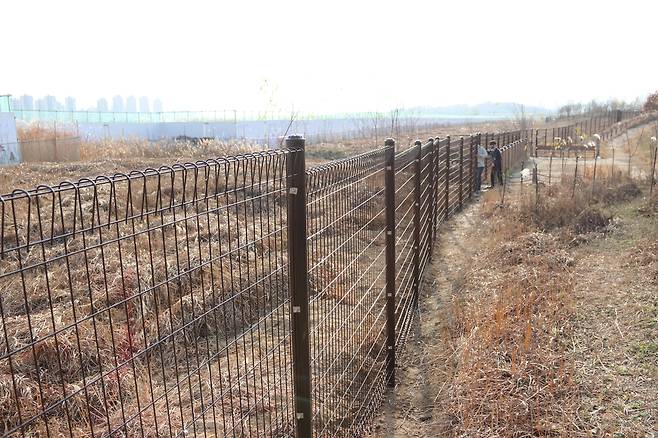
[
  {"xmin": 475, "ymin": 166, "xmax": 484, "ymax": 191},
  {"xmin": 491, "ymin": 165, "xmax": 503, "ymax": 187}
]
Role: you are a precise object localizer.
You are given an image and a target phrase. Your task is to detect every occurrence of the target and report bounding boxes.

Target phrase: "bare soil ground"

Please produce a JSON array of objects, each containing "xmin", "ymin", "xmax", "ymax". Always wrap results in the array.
[{"xmin": 569, "ymin": 197, "xmax": 657, "ymax": 435}]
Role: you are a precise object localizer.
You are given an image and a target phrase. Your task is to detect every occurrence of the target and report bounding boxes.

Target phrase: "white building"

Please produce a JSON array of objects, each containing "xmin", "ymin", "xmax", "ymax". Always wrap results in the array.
[
  {"xmin": 112, "ymin": 95, "xmax": 124, "ymax": 112},
  {"xmin": 126, "ymin": 96, "xmax": 137, "ymax": 112}
]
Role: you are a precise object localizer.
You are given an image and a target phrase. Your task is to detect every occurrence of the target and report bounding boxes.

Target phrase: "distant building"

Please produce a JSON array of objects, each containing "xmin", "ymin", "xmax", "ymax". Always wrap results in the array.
[
  {"xmin": 65, "ymin": 97, "xmax": 76, "ymax": 111},
  {"xmin": 126, "ymin": 95, "xmax": 137, "ymax": 112},
  {"xmin": 139, "ymin": 96, "xmax": 150, "ymax": 113},
  {"xmin": 19, "ymin": 95, "xmax": 34, "ymax": 111},
  {"xmin": 97, "ymin": 98, "xmax": 109, "ymax": 112},
  {"xmin": 11, "ymin": 98, "xmax": 20, "ymax": 111},
  {"xmin": 153, "ymin": 98, "xmax": 163, "ymax": 112},
  {"xmin": 112, "ymin": 95, "xmax": 124, "ymax": 112}
]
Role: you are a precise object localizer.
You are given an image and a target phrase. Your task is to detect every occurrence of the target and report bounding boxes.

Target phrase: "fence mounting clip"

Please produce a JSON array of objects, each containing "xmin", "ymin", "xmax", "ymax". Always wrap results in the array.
[
  {"xmin": 292, "ymin": 305, "xmax": 301, "ymax": 313},
  {"xmin": 289, "ymin": 187, "xmax": 298, "ymax": 195}
]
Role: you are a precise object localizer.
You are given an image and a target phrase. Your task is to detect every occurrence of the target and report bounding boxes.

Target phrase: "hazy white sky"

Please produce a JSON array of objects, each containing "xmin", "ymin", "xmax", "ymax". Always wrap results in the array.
[{"xmin": 2, "ymin": 0, "xmax": 656, "ymax": 113}]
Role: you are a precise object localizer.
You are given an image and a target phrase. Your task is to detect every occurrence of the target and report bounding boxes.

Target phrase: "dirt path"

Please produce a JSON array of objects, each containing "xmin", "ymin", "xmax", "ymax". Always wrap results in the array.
[
  {"xmin": 365, "ymin": 172, "xmax": 657, "ymax": 436},
  {"xmin": 366, "ymin": 197, "xmax": 490, "ymax": 437}
]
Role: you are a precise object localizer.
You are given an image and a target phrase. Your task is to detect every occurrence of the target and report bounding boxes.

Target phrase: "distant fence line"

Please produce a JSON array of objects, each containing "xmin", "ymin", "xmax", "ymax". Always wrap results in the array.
[
  {"xmin": 532, "ymin": 109, "xmax": 642, "ymax": 155},
  {"xmin": 1, "ymin": 109, "xmax": 652, "ymax": 437},
  {"xmin": 13, "ymin": 108, "xmax": 522, "ymax": 124},
  {"xmin": 520, "ymin": 112, "xmax": 658, "ymax": 198},
  {"xmin": 0, "ymin": 125, "xmax": 528, "ymax": 437},
  {"xmin": 0, "ymin": 137, "xmax": 82, "ymax": 164}
]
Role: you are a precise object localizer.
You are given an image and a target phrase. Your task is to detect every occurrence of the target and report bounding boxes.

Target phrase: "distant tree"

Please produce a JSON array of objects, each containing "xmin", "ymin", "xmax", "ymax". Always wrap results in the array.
[{"xmin": 643, "ymin": 91, "xmax": 658, "ymax": 112}]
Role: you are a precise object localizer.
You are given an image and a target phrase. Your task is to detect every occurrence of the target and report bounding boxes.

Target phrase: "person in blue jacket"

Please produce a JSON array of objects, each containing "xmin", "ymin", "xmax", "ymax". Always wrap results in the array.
[{"xmin": 489, "ymin": 140, "xmax": 503, "ymax": 188}]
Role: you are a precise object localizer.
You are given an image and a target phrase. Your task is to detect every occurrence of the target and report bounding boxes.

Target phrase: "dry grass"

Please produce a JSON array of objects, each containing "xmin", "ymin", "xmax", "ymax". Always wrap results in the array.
[
  {"xmin": 368, "ymin": 178, "xmax": 612, "ymax": 437},
  {"xmin": 441, "ymin": 191, "xmax": 578, "ymax": 436},
  {"xmin": 79, "ymin": 138, "xmax": 263, "ymax": 161},
  {"xmin": 431, "ymin": 173, "xmax": 655, "ymax": 436}
]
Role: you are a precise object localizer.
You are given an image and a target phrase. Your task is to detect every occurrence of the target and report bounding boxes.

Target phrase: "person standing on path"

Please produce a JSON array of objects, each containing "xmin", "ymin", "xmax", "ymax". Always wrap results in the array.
[
  {"xmin": 489, "ymin": 140, "xmax": 503, "ymax": 188},
  {"xmin": 475, "ymin": 142, "xmax": 488, "ymax": 193}
]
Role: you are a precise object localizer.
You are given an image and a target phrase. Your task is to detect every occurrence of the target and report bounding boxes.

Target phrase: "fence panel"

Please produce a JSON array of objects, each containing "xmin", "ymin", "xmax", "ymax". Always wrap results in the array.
[
  {"xmin": 0, "ymin": 151, "xmax": 297, "ymax": 437},
  {"xmin": 18, "ymin": 137, "xmax": 82, "ymax": 162},
  {"xmin": 392, "ymin": 146, "xmax": 416, "ymax": 355},
  {"xmin": 0, "ymin": 121, "xmax": 546, "ymax": 437}
]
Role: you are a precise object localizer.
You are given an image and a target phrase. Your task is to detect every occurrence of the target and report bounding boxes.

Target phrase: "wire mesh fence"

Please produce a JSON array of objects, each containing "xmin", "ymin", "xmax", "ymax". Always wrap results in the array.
[
  {"xmin": 0, "ymin": 152, "xmax": 299, "ymax": 437},
  {"xmin": 1, "ymin": 129, "xmax": 530, "ymax": 437}
]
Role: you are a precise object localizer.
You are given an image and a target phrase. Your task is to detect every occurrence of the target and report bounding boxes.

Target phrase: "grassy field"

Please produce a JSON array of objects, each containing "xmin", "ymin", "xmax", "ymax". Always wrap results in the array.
[{"xmin": 368, "ymin": 158, "xmax": 657, "ymax": 436}]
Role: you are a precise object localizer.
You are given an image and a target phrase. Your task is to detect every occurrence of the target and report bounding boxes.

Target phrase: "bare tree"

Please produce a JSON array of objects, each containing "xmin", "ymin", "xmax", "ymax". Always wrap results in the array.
[{"xmin": 389, "ymin": 108, "xmax": 401, "ymax": 141}]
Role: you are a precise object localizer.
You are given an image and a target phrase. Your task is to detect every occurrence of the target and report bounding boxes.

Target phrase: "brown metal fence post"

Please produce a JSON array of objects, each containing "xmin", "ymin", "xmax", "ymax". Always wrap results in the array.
[
  {"xmin": 432, "ymin": 137, "xmax": 441, "ymax": 243},
  {"xmin": 611, "ymin": 147, "xmax": 615, "ymax": 185},
  {"xmin": 285, "ymin": 135, "xmax": 312, "ymax": 437},
  {"xmin": 430, "ymin": 138, "xmax": 439, "ymax": 248},
  {"xmin": 533, "ymin": 164, "xmax": 539, "ymax": 206},
  {"xmin": 459, "ymin": 136, "xmax": 464, "ymax": 209},
  {"xmin": 384, "ymin": 138, "xmax": 396, "ymax": 387},
  {"xmin": 444, "ymin": 136, "xmax": 451, "ymax": 220},
  {"xmin": 548, "ymin": 151, "xmax": 553, "ymax": 185},
  {"xmin": 413, "ymin": 140, "xmax": 422, "ymax": 304},
  {"xmin": 535, "ymin": 129, "xmax": 539, "ymax": 157}
]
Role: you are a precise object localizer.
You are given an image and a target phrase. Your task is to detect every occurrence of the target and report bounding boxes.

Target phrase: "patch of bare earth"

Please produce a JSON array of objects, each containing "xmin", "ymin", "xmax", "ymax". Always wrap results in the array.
[
  {"xmin": 366, "ymin": 198, "xmax": 488, "ymax": 437},
  {"xmin": 367, "ymin": 186, "xmax": 657, "ymax": 437}
]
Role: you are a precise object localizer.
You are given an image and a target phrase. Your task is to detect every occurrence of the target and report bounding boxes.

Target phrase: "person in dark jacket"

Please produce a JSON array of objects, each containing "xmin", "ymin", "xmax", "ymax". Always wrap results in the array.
[{"xmin": 489, "ymin": 140, "xmax": 503, "ymax": 187}]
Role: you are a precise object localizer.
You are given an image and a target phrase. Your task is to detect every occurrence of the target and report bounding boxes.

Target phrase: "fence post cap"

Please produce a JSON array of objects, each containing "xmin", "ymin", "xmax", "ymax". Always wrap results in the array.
[
  {"xmin": 414, "ymin": 140, "xmax": 422, "ymax": 146},
  {"xmin": 384, "ymin": 138, "xmax": 395, "ymax": 147}
]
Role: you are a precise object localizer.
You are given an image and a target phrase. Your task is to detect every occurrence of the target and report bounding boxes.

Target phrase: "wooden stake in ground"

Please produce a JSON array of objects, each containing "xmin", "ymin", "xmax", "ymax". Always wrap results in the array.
[
  {"xmin": 650, "ymin": 144, "xmax": 657, "ymax": 197},
  {"xmin": 548, "ymin": 152, "xmax": 553, "ymax": 185},
  {"xmin": 611, "ymin": 148, "xmax": 615, "ymax": 186},
  {"xmin": 533, "ymin": 164, "xmax": 539, "ymax": 206},
  {"xmin": 572, "ymin": 155, "xmax": 579, "ymax": 198},
  {"xmin": 592, "ymin": 155, "xmax": 598, "ymax": 198}
]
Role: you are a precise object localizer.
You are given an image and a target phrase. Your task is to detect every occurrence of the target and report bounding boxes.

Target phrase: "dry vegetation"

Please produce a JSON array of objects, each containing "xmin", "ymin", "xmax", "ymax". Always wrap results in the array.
[
  {"xmin": 6, "ymin": 117, "xmax": 653, "ymax": 436},
  {"xmin": 8, "ymin": 118, "xmax": 517, "ymax": 191}
]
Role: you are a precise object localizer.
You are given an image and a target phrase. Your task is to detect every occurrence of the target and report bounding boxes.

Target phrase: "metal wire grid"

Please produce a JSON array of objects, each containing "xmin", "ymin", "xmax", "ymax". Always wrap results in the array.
[
  {"xmin": 0, "ymin": 151, "xmax": 298, "ymax": 437},
  {"xmin": 305, "ymin": 148, "xmax": 389, "ymax": 437}
]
